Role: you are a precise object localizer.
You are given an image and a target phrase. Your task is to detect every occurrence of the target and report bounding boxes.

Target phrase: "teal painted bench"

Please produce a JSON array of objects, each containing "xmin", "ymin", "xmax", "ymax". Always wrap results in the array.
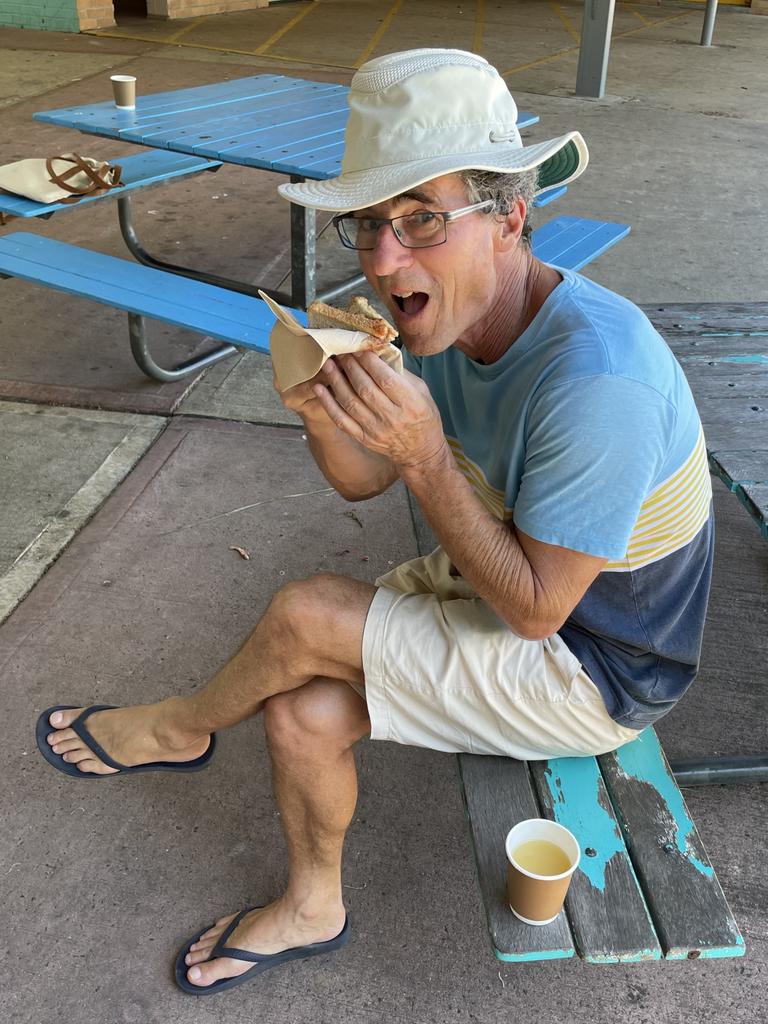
[
  {"xmin": 0, "ymin": 217, "xmax": 629, "ymax": 382},
  {"xmin": 461, "ymin": 729, "xmax": 744, "ymax": 963},
  {"xmin": 404, "ymin": 498, "xmax": 743, "ymax": 965}
]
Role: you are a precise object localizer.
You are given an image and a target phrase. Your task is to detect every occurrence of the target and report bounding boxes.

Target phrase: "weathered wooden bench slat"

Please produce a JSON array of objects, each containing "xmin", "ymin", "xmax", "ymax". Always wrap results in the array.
[
  {"xmin": 641, "ymin": 303, "xmax": 768, "ymax": 336},
  {"xmin": 458, "ymin": 754, "xmax": 576, "ymax": 962},
  {"xmin": 598, "ymin": 729, "xmax": 745, "ymax": 960},
  {"xmin": 709, "ymin": 449, "xmax": 768, "ymax": 488},
  {"xmin": 736, "ymin": 483, "xmax": 768, "ymax": 540},
  {"xmin": 529, "ymin": 757, "xmax": 661, "ymax": 963}
]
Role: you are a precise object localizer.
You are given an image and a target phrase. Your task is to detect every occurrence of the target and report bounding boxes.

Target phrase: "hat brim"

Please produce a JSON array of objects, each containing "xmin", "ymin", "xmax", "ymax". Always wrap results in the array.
[{"xmin": 278, "ymin": 132, "xmax": 588, "ymax": 213}]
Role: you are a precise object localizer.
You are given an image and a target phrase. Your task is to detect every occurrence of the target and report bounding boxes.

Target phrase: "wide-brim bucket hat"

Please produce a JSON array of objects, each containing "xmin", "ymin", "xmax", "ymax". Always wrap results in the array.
[{"xmin": 279, "ymin": 48, "xmax": 588, "ymax": 213}]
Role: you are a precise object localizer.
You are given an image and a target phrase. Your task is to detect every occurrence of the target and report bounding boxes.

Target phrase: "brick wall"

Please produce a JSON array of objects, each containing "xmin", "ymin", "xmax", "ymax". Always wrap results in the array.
[
  {"xmin": 147, "ymin": 0, "xmax": 267, "ymax": 18},
  {"xmin": 76, "ymin": 0, "xmax": 116, "ymax": 31},
  {"xmin": 0, "ymin": 0, "xmax": 268, "ymax": 32}
]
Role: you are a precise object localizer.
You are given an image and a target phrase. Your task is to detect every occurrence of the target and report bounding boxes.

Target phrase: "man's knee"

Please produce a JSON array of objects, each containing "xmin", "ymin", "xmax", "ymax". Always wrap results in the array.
[
  {"xmin": 265, "ymin": 574, "xmax": 373, "ymax": 669},
  {"xmin": 264, "ymin": 678, "xmax": 370, "ymax": 759}
]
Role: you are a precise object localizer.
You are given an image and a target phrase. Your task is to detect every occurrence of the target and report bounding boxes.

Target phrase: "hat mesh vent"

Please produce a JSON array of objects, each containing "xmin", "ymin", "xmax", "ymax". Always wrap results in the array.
[{"xmin": 353, "ymin": 51, "xmax": 487, "ymax": 94}]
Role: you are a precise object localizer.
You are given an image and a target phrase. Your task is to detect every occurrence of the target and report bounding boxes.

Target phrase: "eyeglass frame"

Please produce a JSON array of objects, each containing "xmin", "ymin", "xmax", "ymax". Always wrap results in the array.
[{"xmin": 332, "ymin": 199, "xmax": 496, "ymax": 251}]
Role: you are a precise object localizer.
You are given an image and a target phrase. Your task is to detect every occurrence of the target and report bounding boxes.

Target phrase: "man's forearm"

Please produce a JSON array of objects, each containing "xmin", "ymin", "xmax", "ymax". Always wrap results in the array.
[
  {"xmin": 399, "ymin": 445, "xmax": 548, "ymax": 638},
  {"xmin": 301, "ymin": 409, "xmax": 399, "ymax": 501}
]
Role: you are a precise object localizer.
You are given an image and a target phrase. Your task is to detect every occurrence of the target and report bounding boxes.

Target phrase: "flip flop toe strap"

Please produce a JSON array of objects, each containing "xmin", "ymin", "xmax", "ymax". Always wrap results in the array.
[
  {"xmin": 211, "ymin": 909, "xmax": 280, "ymax": 964},
  {"xmin": 70, "ymin": 704, "xmax": 128, "ymax": 772}
]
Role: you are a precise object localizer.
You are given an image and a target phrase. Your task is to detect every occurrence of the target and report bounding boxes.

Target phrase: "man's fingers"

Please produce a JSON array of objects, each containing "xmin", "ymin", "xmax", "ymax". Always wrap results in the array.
[
  {"xmin": 347, "ymin": 350, "xmax": 404, "ymax": 402},
  {"xmin": 313, "ymin": 381, "xmax": 365, "ymax": 441},
  {"xmin": 323, "ymin": 358, "xmax": 383, "ymax": 425}
]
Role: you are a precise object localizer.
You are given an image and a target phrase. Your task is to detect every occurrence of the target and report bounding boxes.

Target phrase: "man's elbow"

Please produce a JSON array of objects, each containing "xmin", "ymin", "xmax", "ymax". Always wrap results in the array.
[
  {"xmin": 338, "ymin": 485, "xmax": 384, "ymax": 502},
  {"xmin": 335, "ymin": 478, "xmax": 396, "ymax": 502},
  {"xmin": 334, "ymin": 469, "xmax": 399, "ymax": 502},
  {"xmin": 506, "ymin": 614, "xmax": 566, "ymax": 643}
]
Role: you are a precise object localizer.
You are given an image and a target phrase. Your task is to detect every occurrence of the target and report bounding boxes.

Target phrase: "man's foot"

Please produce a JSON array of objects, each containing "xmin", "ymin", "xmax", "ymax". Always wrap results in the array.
[
  {"xmin": 45, "ymin": 702, "xmax": 209, "ymax": 775},
  {"xmin": 184, "ymin": 898, "xmax": 347, "ymax": 989}
]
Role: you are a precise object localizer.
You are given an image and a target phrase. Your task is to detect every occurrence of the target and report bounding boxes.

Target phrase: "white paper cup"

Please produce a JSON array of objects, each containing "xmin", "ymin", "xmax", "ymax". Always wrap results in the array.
[
  {"xmin": 505, "ymin": 819, "xmax": 581, "ymax": 926},
  {"xmin": 111, "ymin": 75, "xmax": 136, "ymax": 109}
]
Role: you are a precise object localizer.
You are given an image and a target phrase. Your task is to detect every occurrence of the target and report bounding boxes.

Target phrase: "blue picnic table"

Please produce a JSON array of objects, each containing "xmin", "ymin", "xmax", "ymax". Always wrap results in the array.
[
  {"xmin": 0, "ymin": 73, "xmax": 628, "ymax": 380},
  {"xmin": 31, "ymin": 74, "xmax": 544, "ymax": 310}
]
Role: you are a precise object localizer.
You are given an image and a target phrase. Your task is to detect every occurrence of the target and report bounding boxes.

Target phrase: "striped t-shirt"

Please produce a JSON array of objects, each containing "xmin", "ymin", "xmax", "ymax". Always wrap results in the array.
[{"xmin": 403, "ymin": 267, "xmax": 713, "ymax": 729}]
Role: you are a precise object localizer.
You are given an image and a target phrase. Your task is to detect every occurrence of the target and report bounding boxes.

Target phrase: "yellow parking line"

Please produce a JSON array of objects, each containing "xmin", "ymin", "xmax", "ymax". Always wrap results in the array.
[
  {"xmin": 85, "ymin": 28, "xmax": 355, "ymax": 68},
  {"xmin": 255, "ymin": 1, "xmax": 318, "ymax": 56},
  {"xmin": 549, "ymin": 1, "xmax": 580, "ymax": 44},
  {"xmin": 261, "ymin": 51, "xmax": 356, "ymax": 71},
  {"xmin": 167, "ymin": 16, "xmax": 209, "ymax": 43},
  {"xmin": 473, "ymin": 0, "xmax": 486, "ymax": 53},
  {"xmin": 502, "ymin": 9, "xmax": 690, "ymax": 78},
  {"xmin": 354, "ymin": 0, "xmax": 406, "ymax": 68},
  {"xmin": 501, "ymin": 44, "xmax": 578, "ymax": 78}
]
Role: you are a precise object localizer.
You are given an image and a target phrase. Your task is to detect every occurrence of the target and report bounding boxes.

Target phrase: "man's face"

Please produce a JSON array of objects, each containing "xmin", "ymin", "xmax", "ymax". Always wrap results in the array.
[{"xmin": 354, "ymin": 173, "xmax": 505, "ymax": 356}]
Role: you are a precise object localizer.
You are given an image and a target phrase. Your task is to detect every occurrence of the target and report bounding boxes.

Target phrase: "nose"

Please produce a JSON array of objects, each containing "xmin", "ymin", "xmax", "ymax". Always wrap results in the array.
[{"xmin": 364, "ymin": 223, "xmax": 415, "ymax": 278}]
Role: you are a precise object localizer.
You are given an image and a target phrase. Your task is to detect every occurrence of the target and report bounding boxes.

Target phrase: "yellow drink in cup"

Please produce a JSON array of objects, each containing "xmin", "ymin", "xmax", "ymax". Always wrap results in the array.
[
  {"xmin": 512, "ymin": 839, "xmax": 572, "ymax": 876},
  {"xmin": 505, "ymin": 819, "xmax": 581, "ymax": 925}
]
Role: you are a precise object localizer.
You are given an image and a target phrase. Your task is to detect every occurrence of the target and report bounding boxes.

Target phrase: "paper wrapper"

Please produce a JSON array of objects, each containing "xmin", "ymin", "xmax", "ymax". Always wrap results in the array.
[{"xmin": 259, "ymin": 291, "xmax": 403, "ymax": 393}]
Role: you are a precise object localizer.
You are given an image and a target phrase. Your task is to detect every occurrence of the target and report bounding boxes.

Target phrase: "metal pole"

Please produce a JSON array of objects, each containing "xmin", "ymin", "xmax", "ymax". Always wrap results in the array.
[
  {"xmin": 700, "ymin": 0, "xmax": 718, "ymax": 47},
  {"xmin": 575, "ymin": 0, "xmax": 616, "ymax": 99},
  {"xmin": 289, "ymin": 175, "xmax": 316, "ymax": 308},
  {"xmin": 670, "ymin": 755, "xmax": 768, "ymax": 787}
]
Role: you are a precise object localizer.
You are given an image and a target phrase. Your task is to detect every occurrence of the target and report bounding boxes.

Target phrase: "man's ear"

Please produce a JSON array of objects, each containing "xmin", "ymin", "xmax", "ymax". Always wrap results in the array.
[{"xmin": 496, "ymin": 197, "xmax": 526, "ymax": 252}]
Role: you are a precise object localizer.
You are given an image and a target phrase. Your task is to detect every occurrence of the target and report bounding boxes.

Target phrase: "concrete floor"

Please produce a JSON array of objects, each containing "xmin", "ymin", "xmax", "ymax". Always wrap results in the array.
[{"xmin": 0, "ymin": 2, "xmax": 767, "ymax": 1022}]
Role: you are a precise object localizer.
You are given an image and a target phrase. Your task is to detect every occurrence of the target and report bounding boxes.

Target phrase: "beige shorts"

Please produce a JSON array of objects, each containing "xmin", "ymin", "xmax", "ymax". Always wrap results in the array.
[{"xmin": 358, "ymin": 547, "xmax": 639, "ymax": 759}]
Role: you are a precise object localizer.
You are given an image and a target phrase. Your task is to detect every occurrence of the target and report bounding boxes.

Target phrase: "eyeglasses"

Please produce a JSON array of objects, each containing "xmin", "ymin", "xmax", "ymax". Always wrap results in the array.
[{"xmin": 332, "ymin": 199, "xmax": 495, "ymax": 251}]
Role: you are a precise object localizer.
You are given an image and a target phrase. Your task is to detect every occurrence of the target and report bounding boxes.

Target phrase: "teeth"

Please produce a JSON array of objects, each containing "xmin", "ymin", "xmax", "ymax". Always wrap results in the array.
[{"xmin": 394, "ymin": 291, "xmax": 414, "ymax": 298}]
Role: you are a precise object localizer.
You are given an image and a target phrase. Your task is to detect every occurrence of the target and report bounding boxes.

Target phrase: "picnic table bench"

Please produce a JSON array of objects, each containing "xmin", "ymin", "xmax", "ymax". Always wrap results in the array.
[
  {"xmin": 407, "ymin": 493, "xmax": 745, "ymax": 964},
  {"xmin": 0, "ymin": 215, "xmax": 629, "ymax": 382}
]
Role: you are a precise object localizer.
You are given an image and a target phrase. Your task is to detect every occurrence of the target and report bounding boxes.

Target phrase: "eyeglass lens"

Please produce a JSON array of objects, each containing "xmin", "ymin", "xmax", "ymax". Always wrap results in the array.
[{"xmin": 341, "ymin": 211, "xmax": 446, "ymax": 250}]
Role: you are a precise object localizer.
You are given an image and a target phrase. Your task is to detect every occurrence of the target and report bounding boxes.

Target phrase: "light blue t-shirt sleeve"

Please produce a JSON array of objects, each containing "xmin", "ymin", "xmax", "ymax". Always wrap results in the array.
[{"xmin": 512, "ymin": 374, "xmax": 677, "ymax": 559}]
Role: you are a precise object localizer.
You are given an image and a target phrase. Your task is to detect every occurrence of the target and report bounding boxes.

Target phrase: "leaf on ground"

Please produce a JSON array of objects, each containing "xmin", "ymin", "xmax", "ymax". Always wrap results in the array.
[
  {"xmin": 344, "ymin": 510, "xmax": 364, "ymax": 528},
  {"xmin": 230, "ymin": 545, "xmax": 251, "ymax": 560}
]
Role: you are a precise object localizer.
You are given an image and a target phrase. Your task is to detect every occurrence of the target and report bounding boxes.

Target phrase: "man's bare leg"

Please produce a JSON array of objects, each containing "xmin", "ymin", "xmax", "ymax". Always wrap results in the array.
[
  {"xmin": 45, "ymin": 574, "xmax": 376, "ymax": 774},
  {"xmin": 183, "ymin": 677, "xmax": 370, "ymax": 988}
]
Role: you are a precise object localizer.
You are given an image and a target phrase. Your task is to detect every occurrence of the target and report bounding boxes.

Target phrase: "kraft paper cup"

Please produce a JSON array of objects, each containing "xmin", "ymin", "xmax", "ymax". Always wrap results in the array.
[
  {"xmin": 111, "ymin": 75, "xmax": 136, "ymax": 110},
  {"xmin": 505, "ymin": 819, "xmax": 580, "ymax": 926}
]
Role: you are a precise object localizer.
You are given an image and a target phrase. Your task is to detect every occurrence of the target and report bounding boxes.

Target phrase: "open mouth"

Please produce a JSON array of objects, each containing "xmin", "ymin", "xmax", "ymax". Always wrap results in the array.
[{"xmin": 392, "ymin": 291, "xmax": 429, "ymax": 317}]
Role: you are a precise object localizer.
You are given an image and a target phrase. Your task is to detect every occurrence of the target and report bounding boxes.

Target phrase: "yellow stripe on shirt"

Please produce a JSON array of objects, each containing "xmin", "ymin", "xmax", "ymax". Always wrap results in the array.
[{"xmin": 605, "ymin": 429, "xmax": 712, "ymax": 571}]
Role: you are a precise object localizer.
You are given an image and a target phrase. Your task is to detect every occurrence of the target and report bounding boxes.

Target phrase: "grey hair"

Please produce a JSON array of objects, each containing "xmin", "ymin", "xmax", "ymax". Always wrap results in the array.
[{"xmin": 460, "ymin": 168, "xmax": 538, "ymax": 249}]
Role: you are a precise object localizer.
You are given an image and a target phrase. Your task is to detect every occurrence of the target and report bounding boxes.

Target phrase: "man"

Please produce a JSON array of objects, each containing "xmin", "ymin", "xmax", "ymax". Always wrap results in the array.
[{"xmin": 36, "ymin": 49, "xmax": 713, "ymax": 994}]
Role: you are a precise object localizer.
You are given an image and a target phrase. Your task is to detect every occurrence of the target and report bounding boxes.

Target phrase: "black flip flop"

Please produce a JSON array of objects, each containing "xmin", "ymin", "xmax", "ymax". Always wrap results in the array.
[
  {"xmin": 35, "ymin": 704, "xmax": 216, "ymax": 779},
  {"xmin": 174, "ymin": 906, "xmax": 351, "ymax": 995}
]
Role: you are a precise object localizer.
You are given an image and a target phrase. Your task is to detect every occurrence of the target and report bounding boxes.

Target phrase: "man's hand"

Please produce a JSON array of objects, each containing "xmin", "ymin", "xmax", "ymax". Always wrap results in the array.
[
  {"xmin": 312, "ymin": 351, "xmax": 447, "ymax": 470},
  {"xmin": 276, "ymin": 370, "xmax": 328, "ymax": 420}
]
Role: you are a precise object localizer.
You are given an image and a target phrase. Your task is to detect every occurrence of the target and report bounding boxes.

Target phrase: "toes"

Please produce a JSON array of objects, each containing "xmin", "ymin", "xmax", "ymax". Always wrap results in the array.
[
  {"xmin": 50, "ymin": 737, "xmax": 82, "ymax": 755},
  {"xmin": 48, "ymin": 708, "xmax": 82, "ymax": 730},
  {"xmin": 185, "ymin": 943, "xmax": 216, "ymax": 966},
  {"xmin": 47, "ymin": 727, "xmax": 77, "ymax": 746},
  {"xmin": 75, "ymin": 757, "xmax": 118, "ymax": 775},
  {"xmin": 187, "ymin": 956, "xmax": 250, "ymax": 988},
  {"xmin": 198, "ymin": 915, "xmax": 236, "ymax": 942}
]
